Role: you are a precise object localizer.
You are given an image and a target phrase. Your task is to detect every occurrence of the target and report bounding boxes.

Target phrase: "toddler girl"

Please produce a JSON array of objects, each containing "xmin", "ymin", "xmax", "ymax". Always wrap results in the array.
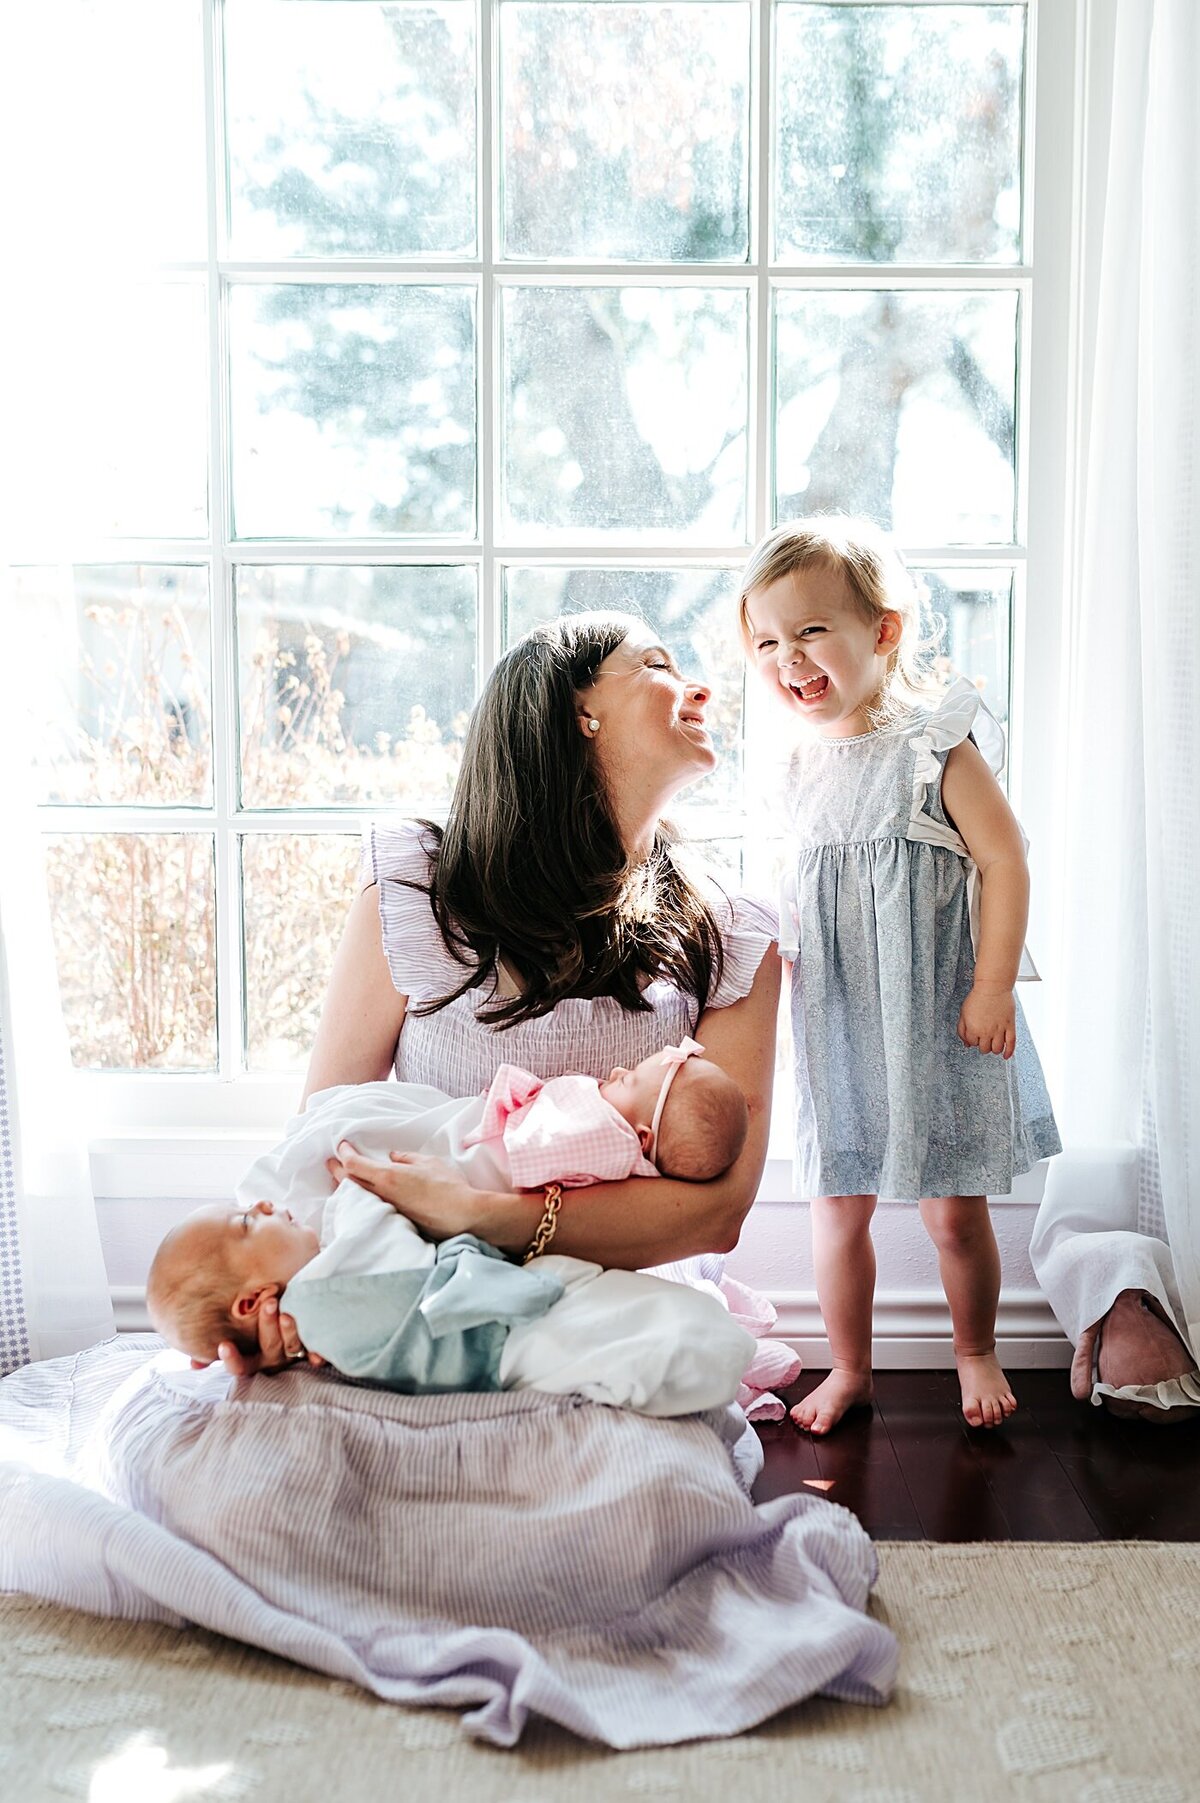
[{"xmin": 739, "ymin": 516, "xmax": 1060, "ymax": 1433}]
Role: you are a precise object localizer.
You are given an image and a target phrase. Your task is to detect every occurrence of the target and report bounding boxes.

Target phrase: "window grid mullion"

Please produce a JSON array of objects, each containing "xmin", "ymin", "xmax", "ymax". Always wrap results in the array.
[
  {"xmin": 204, "ymin": 0, "xmax": 245, "ymax": 1080},
  {"xmin": 1004, "ymin": 0, "xmax": 1041, "ymax": 788},
  {"xmin": 480, "ymin": 0, "xmax": 499, "ymax": 683},
  {"xmin": 752, "ymin": 0, "xmax": 772, "ymax": 549},
  {"xmin": 1020, "ymin": 0, "xmax": 1039, "ymax": 268},
  {"xmin": 12, "ymin": 539, "xmax": 1031, "ymax": 565},
  {"xmin": 214, "ymin": 259, "xmax": 1032, "ymax": 285}
]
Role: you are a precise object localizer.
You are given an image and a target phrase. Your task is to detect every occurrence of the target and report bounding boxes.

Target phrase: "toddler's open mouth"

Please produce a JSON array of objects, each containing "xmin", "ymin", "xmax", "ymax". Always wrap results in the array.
[{"xmin": 788, "ymin": 674, "xmax": 829, "ymax": 703}]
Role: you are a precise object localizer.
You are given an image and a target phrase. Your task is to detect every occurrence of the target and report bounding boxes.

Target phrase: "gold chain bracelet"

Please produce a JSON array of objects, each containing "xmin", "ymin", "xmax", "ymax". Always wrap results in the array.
[{"xmin": 521, "ymin": 1182, "xmax": 563, "ymax": 1264}]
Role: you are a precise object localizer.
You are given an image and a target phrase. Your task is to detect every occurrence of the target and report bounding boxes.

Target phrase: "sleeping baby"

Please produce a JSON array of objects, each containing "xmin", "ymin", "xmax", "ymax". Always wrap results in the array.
[{"xmin": 145, "ymin": 1040, "xmax": 756, "ymax": 1418}]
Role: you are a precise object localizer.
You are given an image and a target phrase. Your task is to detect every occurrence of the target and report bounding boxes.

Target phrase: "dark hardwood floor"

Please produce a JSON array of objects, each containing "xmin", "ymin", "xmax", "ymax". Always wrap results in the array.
[{"xmin": 751, "ymin": 1369, "xmax": 1200, "ymax": 1540}]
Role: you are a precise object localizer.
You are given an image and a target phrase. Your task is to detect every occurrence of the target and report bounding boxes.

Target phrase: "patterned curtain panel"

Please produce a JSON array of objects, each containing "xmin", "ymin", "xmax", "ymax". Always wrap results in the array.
[
  {"xmin": 0, "ymin": 1029, "xmax": 31, "ymax": 1375},
  {"xmin": 1031, "ymin": 0, "xmax": 1200, "ymax": 1395}
]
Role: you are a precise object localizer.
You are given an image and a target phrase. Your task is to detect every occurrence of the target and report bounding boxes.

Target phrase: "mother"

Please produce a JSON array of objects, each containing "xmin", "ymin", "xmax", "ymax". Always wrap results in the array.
[
  {"xmin": 33, "ymin": 610, "xmax": 894, "ymax": 1749},
  {"xmin": 233, "ymin": 611, "xmax": 779, "ymax": 1372}
]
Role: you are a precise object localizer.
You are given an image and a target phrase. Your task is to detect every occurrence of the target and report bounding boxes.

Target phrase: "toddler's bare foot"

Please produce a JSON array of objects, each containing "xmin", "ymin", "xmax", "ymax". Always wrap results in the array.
[
  {"xmin": 957, "ymin": 1349, "xmax": 1017, "ymax": 1428},
  {"xmin": 790, "ymin": 1369, "xmax": 874, "ymax": 1436}
]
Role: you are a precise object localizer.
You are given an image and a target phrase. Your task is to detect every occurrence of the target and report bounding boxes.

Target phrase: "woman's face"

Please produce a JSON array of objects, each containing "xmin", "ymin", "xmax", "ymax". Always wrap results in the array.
[{"xmin": 582, "ymin": 622, "xmax": 716, "ymax": 799}]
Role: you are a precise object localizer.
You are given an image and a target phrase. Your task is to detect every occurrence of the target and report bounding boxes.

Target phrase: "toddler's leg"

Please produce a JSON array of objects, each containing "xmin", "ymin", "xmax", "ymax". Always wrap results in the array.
[
  {"xmin": 791, "ymin": 1194, "xmax": 877, "ymax": 1436},
  {"xmin": 920, "ymin": 1195, "xmax": 1016, "ymax": 1428}
]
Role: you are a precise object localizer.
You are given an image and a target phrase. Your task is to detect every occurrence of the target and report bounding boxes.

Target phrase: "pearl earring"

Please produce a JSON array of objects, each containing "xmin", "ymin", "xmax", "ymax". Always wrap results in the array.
[{"xmin": 587, "ymin": 718, "xmax": 601, "ymax": 734}]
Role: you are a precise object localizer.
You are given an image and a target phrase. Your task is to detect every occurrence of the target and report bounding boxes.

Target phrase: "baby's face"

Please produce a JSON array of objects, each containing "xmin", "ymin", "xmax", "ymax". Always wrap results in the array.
[
  {"xmin": 182, "ymin": 1198, "xmax": 320, "ymax": 1290},
  {"xmin": 599, "ymin": 1052, "xmax": 679, "ymax": 1133}
]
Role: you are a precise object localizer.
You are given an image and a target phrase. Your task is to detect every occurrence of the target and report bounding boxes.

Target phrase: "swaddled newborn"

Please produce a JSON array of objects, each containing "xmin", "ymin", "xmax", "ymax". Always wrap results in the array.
[
  {"xmin": 460, "ymin": 1034, "xmax": 749, "ymax": 1187},
  {"xmin": 146, "ymin": 1041, "xmax": 755, "ymax": 1418}
]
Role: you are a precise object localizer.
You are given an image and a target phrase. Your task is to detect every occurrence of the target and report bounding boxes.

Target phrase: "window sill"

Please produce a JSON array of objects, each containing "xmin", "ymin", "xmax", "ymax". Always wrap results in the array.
[{"xmin": 76, "ymin": 1070, "xmax": 302, "ymax": 1144}]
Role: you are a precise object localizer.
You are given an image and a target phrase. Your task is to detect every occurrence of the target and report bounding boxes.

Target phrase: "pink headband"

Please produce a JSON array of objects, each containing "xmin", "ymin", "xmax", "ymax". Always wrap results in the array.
[{"xmin": 646, "ymin": 1037, "xmax": 705, "ymax": 1162}]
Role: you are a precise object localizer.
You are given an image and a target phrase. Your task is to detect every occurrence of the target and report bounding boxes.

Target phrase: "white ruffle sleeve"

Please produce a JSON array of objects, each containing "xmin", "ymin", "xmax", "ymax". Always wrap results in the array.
[
  {"xmin": 361, "ymin": 820, "xmax": 471, "ymax": 1002},
  {"xmin": 706, "ymin": 890, "xmax": 779, "ymax": 1007}
]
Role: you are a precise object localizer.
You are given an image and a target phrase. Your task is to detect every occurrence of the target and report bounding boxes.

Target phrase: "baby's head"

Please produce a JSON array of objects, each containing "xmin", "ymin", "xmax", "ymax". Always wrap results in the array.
[
  {"xmin": 146, "ymin": 1200, "xmax": 319, "ymax": 1363},
  {"xmin": 599, "ymin": 1040, "xmax": 748, "ymax": 1181},
  {"xmin": 738, "ymin": 514, "xmax": 940, "ymax": 734}
]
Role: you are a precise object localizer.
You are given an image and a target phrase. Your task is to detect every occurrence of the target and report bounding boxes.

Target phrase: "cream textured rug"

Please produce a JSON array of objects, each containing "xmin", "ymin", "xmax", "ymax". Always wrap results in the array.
[{"xmin": 2, "ymin": 1542, "xmax": 1197, "ymax": 1803}]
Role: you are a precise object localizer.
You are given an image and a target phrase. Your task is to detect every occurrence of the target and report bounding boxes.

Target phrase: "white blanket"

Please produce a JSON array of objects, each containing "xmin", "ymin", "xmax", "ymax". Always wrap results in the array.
[{"xmin": 236, "ymin": 1081, "xmax": 512, "ymax": 1217}]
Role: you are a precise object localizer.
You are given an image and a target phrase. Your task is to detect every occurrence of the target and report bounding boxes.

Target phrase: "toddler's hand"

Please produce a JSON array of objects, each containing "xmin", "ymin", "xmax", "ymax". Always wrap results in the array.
[{"xmin": 957, "ymin": 983, "xmax": 1017, "ymax": 1059}]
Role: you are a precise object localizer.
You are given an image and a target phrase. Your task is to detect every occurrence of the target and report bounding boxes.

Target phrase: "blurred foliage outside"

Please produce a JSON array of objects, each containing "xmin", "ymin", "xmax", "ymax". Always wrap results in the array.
[
  {"xmin": 43, "ymin": 597, "xmax": 464, "ymax": 1070},
  {"xmin": 46, "ymin": 832, "xmax": 219, "ymax": 1071}
]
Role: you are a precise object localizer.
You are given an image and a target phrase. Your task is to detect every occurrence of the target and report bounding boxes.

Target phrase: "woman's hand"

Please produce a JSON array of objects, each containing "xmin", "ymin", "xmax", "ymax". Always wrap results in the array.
[
  {"xmin": 187, "ymin": 1295, "xmax": 326, "ymax": 1378},
  {"xmin": 328, "ymin": 1143, "xmax": 533, "ymax": 1253}
]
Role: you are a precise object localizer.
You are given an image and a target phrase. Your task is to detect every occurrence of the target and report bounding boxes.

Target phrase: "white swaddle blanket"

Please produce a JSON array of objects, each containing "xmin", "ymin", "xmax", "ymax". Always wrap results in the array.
[{"xmin": 236, "ymin": 1080, "xmax": 514, "ymax": 1217}]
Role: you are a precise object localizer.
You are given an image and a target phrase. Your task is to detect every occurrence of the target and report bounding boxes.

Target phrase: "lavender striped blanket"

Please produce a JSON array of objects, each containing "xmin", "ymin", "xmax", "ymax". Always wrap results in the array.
[{"xmin": 0, "ymin": 1337, "xmax": 896, "ymax": 1747}]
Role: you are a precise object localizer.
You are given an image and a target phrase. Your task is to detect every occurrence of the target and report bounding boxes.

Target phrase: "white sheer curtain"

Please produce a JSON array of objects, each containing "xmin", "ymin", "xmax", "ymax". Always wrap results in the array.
[
  {"xmin": 1030, "ymin": 0, "xmax": 1199, "ymax": 1401},
  {"xmin": 0, "ymin": 570, "xmax": 114, "ymax": 1373}
]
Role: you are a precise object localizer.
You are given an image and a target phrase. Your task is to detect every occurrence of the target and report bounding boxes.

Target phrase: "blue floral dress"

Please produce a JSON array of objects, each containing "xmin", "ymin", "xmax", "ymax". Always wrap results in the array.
[{"xmin": 781, "ymin": 679, "xmax": 1061, "ymax": 1201}]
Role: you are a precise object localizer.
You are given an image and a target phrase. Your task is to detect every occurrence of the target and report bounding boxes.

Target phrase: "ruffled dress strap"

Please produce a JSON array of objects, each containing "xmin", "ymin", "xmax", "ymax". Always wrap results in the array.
[
  {"xmin": 905, "ymin": 679, "xmax": 1038, "ymax": 981},
  {"xmin": 706, "ymin": 889, "xmax": 779, "ymax": 1008},
  {"xmin": 908, "ymin": 674, "xmax": 1006, "ymax": 790},
  {"xmin": 360, "ymin": 820, "xmax": 474, "ymax": 1002}
]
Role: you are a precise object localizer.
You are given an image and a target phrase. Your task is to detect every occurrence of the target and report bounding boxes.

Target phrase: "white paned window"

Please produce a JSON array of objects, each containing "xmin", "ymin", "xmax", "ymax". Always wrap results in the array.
[{"xmin": 8, "ymin": 0, "xmax": 1074, "ymax": 1149}]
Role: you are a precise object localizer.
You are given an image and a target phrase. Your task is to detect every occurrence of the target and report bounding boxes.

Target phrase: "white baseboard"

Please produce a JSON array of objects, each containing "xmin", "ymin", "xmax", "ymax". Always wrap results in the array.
[
  {"xmin": 767, "ymin": 1288, "xmax": 1070, "ymax": 1368},
  {"xmin": 113, "ymin": 1284, "xmax": 1071, "ymax": 1368},
  {"xmin": 768, "ymin": 1287, "xmax": 1063, "ymax": 1339}
]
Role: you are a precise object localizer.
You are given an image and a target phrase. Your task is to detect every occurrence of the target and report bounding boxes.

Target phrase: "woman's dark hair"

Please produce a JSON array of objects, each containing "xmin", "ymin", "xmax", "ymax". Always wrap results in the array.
[{"xmin": 405, "ymin": 611, "xmax": 725, "ymax": 1027}]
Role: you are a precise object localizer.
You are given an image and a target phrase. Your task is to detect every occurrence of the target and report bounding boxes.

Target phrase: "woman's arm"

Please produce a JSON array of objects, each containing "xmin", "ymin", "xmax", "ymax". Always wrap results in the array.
[
  {"xmin": 941, "ymin": 737, "xmax": 1028, "ymax": 1059},
  {"xmin": 302, "ymin": 884, "xmax": 409, "ymax": 1101},
  {"xmin": 330, "ymin": 945, "xmax": 781, "ymax": 1269}
]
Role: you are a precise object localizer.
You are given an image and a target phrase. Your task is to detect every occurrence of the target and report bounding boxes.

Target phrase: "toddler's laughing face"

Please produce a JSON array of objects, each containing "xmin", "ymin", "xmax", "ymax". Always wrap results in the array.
[{"xmin": 744, "ymin": 565, "xmax": 899, "ymax": 738}]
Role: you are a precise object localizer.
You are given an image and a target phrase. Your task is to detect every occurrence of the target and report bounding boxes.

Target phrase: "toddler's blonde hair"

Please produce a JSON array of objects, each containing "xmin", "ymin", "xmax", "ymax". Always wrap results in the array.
[{"xmin": 738, "ymin": 515, "xmax": 944, "ymax": 729}]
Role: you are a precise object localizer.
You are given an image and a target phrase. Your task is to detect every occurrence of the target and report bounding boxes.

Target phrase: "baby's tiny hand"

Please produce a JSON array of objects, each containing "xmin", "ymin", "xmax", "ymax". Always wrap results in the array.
[{"xmin": 958, "ymin": 983, "xmax": 1017, "ymax": 1059}]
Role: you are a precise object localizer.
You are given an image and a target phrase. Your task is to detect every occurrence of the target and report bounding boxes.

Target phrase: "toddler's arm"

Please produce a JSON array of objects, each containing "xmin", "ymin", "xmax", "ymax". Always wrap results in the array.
[{"xmin": 941, "ymin": 738, "xmax": 1029, "ymax": 1059}]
